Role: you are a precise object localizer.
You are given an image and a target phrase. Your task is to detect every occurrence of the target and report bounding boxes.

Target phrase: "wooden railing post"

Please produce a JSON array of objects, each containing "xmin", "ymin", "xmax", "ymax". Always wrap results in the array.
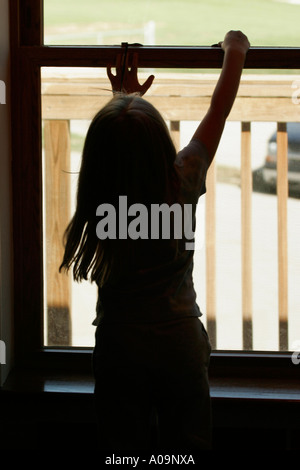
[
  {"xmin": 205, "ymin": 159, "xmax": 217, "ymax": 349},
  {"xmin": 277, "ymin": 122, "xmax": 289, "ymax": 351},
  {"xmin": 241, "ymin": 122, "xmax": 253, "ymax": 350},
  {"xmin": 44, "ymin": 120, "xmax": 71, "ymax": 346}
]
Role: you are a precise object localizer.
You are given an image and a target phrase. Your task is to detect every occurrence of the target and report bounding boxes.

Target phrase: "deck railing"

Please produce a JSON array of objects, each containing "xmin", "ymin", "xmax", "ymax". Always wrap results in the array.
[{"xmin": 41, "ymin": 70, "xmax": 299, "ymax": 350}]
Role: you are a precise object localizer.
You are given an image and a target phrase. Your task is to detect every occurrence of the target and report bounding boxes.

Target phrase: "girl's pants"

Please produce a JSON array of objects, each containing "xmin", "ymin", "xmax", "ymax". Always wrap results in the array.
[{"xmin": 93, "ymin": 316, "xmax": 212, "ymax": 451}]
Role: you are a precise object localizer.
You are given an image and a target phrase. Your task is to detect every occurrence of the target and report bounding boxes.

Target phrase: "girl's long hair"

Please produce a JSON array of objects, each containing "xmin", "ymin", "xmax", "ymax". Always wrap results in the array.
[{"xmin": 59, "ymin": 94, "xmax": 180, "ymax": 286}]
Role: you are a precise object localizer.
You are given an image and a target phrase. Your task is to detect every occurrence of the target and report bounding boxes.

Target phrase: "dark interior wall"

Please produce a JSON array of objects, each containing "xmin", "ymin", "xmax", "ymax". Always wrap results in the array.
[{"xmin": 1, "ymin": 387, "xmax": 299, "ymax": 450}]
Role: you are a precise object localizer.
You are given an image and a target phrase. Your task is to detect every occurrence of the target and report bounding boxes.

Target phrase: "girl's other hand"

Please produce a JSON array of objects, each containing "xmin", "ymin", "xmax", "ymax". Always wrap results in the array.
[
  {"xmin": 219, "ymin": 30, "xmax": 250, "ymax": 55},
  {"xmin": 107, "ymin": 52, "xmax": 155, "ymax": 95}
]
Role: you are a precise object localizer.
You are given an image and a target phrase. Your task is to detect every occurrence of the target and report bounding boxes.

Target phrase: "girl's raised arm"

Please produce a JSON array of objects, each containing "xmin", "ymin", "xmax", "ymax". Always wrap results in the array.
[{"xmin": 192, "ymin": 30, "xmax": 250, "ymax": 166}]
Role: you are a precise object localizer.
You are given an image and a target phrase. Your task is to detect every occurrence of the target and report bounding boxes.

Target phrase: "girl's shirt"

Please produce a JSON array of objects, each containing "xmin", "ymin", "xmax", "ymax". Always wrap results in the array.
[{"xmin": 93, "ymin": 138, "xmax": 208, "ymax": 326}]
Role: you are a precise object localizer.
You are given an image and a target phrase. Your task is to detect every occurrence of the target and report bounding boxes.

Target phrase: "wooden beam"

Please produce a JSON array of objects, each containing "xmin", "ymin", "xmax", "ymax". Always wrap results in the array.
[
  {"xmin": 42, "ymin": 95, "xmax": 300, "ymax": 123},
  {"xmin": 277, "ymin": 123, "xmax": 289, "ymax": 351},
  {"xmin": 206, "ymin": 160, "xmax": 217, "ymax": 349},
  {"xmin": 44, "ymin": 120, "xmax": 71, "ymax": 346},
  {"xmin": 241, "ymin": 122, "xmax": 253, "ymax": 350}
]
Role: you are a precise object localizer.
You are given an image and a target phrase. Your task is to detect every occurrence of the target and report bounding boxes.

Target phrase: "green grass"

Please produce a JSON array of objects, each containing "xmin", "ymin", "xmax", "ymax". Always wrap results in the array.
[{"xmin": 44, "ymin": 0, "xmax": 300, "ymax": 47}]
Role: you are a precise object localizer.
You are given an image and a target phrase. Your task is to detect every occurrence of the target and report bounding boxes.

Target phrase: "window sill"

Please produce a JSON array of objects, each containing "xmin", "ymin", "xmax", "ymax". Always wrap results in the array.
[
  {"xmin": 2, "ymin": 348, "xmax": 300, "ymax": 401},
  {"xmin": 1, "ymin": 366, "xmax": 299, "ymax": 449},
  {"xmin": 1, "ymin": 367, "xmax": 300, "ymax": 402}
]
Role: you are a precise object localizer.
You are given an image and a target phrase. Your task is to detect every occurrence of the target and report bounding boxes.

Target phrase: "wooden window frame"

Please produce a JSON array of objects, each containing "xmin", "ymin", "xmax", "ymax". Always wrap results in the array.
[{"xmin": 10, "ymin": 0, "xmax": 300, "ymax": 379}]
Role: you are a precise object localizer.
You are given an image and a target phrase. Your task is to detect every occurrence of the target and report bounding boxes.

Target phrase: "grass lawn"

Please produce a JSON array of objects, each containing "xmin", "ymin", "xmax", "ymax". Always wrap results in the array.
[{"xmin": 44, "ymin": 0, "xmax": 300, "ymax": 47}]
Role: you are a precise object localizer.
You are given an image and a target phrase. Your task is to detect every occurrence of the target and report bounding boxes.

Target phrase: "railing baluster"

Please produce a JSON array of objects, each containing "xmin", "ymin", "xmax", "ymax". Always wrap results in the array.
[
  {"xmin": 277, "ymin": 122, "xmax": 289, "ymax": 351},
  {"xmin": 205, "ymin": 159, "xmax": 217, "ymax": 349},
  {"xmin": 44, "ymin": 120, "xmax": 72, "ymax": 346},
  {"xmin": 241, "ymin": 122, "xmax": 253, "ymax": 350}
]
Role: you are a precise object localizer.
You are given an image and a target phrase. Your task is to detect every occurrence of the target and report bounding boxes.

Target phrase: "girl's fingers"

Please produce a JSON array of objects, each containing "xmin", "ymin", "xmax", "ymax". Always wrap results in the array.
[
  {"xmin": 130, "ymin": 52, "xmax": 139, "ymax": 72},
  {"xmin": 107, "ymin": 65, "xmax": 114, "ymax": 80},
  {"xmin": 116, "ymin": 53, "xmax": 123, "ymax": 73},
  {"xmin": 141, "ymin": 74, "xmax": 155, "ymax": 94},
  {"xmin": 107, "ymin": 51, "xmax": 154, "ymax": 95}
]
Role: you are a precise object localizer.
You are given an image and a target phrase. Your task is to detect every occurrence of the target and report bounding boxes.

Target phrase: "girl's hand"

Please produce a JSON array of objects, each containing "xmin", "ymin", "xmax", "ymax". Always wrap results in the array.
[
  {"xmin": 217, "ymin": 30, "xmax": 250, "ymax": 55},
  {"xmin": 107, "ymin": 52, "xmax": 155, "ymax": 95}
]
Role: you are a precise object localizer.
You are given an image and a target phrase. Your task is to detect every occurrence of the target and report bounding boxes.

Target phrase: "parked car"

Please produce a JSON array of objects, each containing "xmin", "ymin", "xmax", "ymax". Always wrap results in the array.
[{"xmin": 260, "ymin": 122, "xmax": 300, "ymax": 192}]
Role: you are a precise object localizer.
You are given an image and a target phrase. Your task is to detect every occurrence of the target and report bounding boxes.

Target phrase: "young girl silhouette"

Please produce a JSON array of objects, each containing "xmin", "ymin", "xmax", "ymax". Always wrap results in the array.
[{"xmin": 60, "ymin": 30, "xmax": 250, "ymax": 451}]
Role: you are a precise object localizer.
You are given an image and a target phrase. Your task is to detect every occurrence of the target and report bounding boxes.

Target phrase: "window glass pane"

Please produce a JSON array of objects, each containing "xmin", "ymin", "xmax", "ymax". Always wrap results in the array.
[
  {"xmin": 44, "ymin": 0, "xmax": 300, "ymax": 46},
  {"xmin": 41, "ymin": 66, "xmax": 300, "ymax": 351},
  {"xmin": 42, "ymin": 67, "xmax": 106, "ymax": 347}
]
